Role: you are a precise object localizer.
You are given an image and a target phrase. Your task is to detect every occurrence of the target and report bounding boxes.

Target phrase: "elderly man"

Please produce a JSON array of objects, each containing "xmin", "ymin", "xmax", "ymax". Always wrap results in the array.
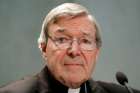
[{"xmin": 0, "ymin": 3, "xmax": 139, "ymax": 93}]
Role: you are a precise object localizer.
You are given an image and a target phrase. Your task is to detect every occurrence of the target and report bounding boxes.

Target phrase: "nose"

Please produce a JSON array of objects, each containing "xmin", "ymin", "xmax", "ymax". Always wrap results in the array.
[{"xmin": 67, "ymin": 40, "xmax": 81, "ymax": 57}]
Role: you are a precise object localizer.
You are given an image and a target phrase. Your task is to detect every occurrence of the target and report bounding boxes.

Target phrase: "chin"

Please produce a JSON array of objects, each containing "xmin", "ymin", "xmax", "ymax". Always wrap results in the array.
[
  {"xmin": 64, "ymin": 80, "xmax": 82, "ymax": 88},
  {"xmin": 64, "ymin": 75, "xmax": 88, "ymax": 88}
]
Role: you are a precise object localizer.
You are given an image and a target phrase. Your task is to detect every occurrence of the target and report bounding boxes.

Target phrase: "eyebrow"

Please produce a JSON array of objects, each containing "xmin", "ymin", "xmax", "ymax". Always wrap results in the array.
[
  {"xmin": 56, "ymin": 28, "xmax": 65, "ymax": 33},
  {"xmin": 49, "ymin": 27, "xmax": 67, "ymax": 36},
  {"xmin": 53, "ymin": 27, "xmax": 94, "ymax": 40},
  {"xmin": 82, "ymin": 31, "xmax": 91, "ymax": 36},
  {"xmin": 56, "ymin": 28, "xmax": 91, "ymax": 35}
]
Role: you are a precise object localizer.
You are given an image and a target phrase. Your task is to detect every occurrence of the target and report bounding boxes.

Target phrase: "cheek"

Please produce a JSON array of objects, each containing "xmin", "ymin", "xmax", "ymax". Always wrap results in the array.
[
  {"xmin": 45, "ymin": 40, "xmax": 68, "ymax": 74},
  {"xmin": 46, "ymin": 49, "xmax": 67, "ymax": 73},
  {"xmin": 83, "ymin": 52, "xmax": 98, "ymax": 74},
  {"xmin": 45, "ymin": 40, "xmax": 65, "ymax": 63}
]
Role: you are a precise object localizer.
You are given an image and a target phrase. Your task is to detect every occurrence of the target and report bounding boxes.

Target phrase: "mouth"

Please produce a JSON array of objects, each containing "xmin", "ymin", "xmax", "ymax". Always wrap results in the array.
[
  {"xmin": 64, "ymin": 63, "xmax": 83, "ymax": 73},
  {"xmin": 64, "ymin": 63, "xmax": 83, "ymax": 68},
  {"xmin": 64, "ymin": 61, "xmax": 83, "ymax": 65},
  {"xmin": 63, "ymin": 58, "xmax": 84, "ymax": 69},
  {"xmin": 64, "ymin": 64, "xmax": 82, "ymax": 66}
]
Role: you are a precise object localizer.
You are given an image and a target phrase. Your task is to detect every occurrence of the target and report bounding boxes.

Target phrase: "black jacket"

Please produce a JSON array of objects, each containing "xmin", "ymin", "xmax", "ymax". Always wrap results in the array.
[{"xmin": 0, "ymin": 66, "xmax": 139, "ymax": 93}]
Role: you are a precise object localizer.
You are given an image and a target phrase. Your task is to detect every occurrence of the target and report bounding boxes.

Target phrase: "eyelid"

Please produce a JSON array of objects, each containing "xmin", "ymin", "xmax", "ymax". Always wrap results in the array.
[
  {"xmin": 54, "ymin": 35, "xmax": 70, "ymax": 39},
  {"xmin": 53, "ymin": 30, "xmax": 72, "ymax": 38},
  {"xmin": 51, "ymin": 33, "xmax": 94, "ymax": 40},
  {"xmin": 54, "ymin": 36, "xmax": 93, "ymax": 41},
  {"xmin": 80, "ymin": 36, "xmax": 93, "ymax": 41}
]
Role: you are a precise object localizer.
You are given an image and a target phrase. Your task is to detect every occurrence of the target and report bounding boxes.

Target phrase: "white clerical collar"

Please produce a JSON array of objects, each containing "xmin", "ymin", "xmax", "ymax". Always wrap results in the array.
[{"xmin": 68, "ymin": 88, "xmax": 80, "ymax": 93}]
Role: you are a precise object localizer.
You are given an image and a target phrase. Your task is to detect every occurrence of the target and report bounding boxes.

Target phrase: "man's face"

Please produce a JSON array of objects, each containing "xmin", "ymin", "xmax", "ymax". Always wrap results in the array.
[{"xmin": 43, "ymin": 15, "xmax": 100, "ymax": 88}]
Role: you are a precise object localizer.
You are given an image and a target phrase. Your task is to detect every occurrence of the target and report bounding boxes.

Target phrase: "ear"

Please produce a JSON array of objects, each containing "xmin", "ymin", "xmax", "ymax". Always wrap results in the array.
[
  {"xmin": 40, "ymin": 43, "xmax": 46, "ymax": 52},
  {"xmin": 95, "ymin": 48, "xmax": 100, "ymax": 62},
  {"xmin": 40, "ymin": 43, "xmax": 47, "ymax": 58}
]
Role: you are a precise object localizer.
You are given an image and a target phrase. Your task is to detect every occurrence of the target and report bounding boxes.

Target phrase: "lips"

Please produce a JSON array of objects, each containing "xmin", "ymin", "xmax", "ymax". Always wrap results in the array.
[
  {"xmin": 64, "ymin": 63, "xmax": 82, "ymax": 66},
  {"xmin": 63, "ymin": 57, "xmax": 84, "ymax": 66},
  {"xmin": 64, "ymin": 64, "xmax": 82, "ymax": 71},
  {"xmin": 64, "ymin": 61, "xmax": 83, "ymax": 67}
]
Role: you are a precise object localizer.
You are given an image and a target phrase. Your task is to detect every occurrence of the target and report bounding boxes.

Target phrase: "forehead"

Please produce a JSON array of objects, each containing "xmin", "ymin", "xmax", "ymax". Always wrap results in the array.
[{"xmin": 48, "ymin": 15, "xmax": 96, "ymax": 37}]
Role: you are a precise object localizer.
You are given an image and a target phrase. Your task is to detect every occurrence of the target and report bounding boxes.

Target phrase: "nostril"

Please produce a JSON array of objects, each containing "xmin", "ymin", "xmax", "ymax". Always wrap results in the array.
[
  {"xmin": 69, "ymin": 52, "xmax": 75, "ymax": 58},
  {"xmin": 67, "ymin": 48, "xmax": 81, "ymax": 58}
]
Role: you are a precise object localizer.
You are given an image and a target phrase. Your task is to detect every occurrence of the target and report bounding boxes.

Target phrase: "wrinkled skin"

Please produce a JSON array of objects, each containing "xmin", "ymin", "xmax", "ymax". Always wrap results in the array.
[{"xmin": 42, "ymin": 14, "xmax": 100, "ymax": 88}]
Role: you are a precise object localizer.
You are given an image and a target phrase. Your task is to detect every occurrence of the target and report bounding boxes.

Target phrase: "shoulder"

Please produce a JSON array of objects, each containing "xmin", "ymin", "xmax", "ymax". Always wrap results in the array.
[
  {"xmin": 0, "ymin": 75, "xmax": 38, "ymax": 93},
  {"xmin": 96, "ymin": 81, "xmax": 126, "ymax": 93},
  {"xmin": 92, "ymin": 80, "xmax": 140, "ymax": 93}
]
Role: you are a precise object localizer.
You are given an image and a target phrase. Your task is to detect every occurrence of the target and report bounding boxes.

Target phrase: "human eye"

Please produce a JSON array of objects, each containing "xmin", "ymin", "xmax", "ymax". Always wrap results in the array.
[
  {"xmin": 80, "ymin": 38, "xmax": 92, "ymax": 44},
  {"xmin": 55, "ymin": 36, "xmax": 69, "ymax": 44}
]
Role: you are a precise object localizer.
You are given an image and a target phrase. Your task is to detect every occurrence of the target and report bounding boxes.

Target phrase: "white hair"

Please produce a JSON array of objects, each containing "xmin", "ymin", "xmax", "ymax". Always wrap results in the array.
[{"xmin": 38, "ymin": 3, "xmax": 102, "ymax": 51}]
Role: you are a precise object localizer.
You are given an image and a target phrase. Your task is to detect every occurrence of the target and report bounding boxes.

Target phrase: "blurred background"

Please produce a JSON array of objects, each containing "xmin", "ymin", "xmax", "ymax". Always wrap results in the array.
[{"xmin": 0, "ymin": 0, "xmax": 140, "ymax": 89}]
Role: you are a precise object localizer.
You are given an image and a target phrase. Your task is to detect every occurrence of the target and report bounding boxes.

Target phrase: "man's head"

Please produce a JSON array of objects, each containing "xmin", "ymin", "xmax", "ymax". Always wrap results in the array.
[{"xmin": 38, "ymin": 3, "xmax": 102, "ymax": 88}]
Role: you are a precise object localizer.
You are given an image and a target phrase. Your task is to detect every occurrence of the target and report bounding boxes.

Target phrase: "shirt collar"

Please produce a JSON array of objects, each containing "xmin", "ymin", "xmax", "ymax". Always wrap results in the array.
[{"xmin": 68, "ymin": 88, "xmax": 80, "ymax": 93}]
